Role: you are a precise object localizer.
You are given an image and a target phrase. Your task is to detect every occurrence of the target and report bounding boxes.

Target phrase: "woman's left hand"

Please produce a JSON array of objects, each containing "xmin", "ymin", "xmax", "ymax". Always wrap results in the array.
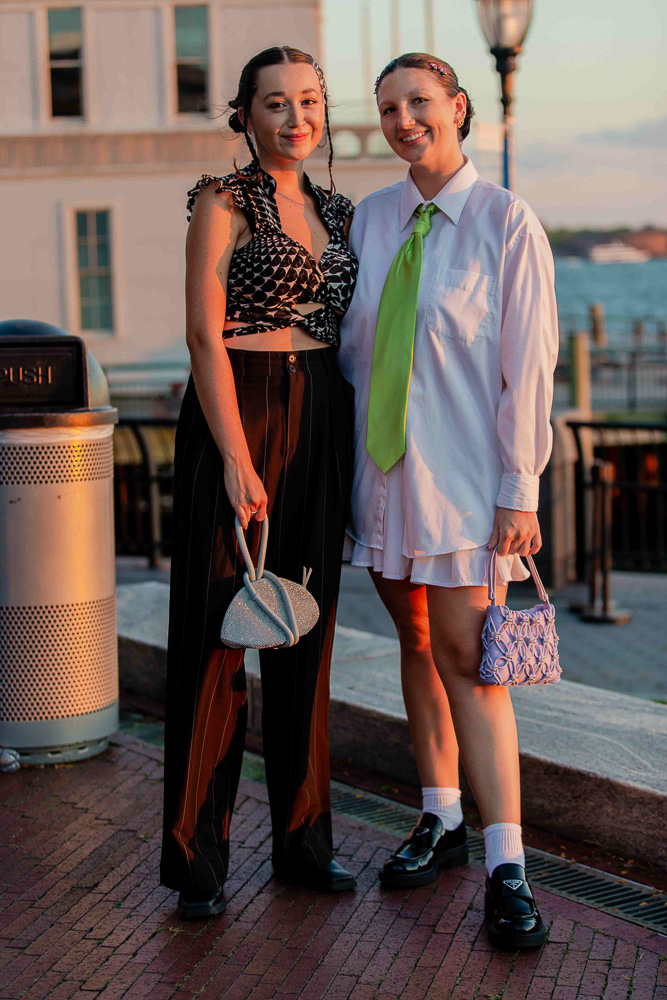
[{"xmin": 486, "ymin": 507, "xmax": 542, "ymax": 557}]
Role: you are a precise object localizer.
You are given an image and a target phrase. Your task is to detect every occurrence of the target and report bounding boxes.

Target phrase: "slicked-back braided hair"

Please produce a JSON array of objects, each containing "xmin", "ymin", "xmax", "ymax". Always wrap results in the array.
[
  {"xmin": 228, "ymin": 46, "xmax": 335, "ymax": 201},
  {"xmin": 374, "ymin": 52, "xmax": 475, "ymax": 143}
]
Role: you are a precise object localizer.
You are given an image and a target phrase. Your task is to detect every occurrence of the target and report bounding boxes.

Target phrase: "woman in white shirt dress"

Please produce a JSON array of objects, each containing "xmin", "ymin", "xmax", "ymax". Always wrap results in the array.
[{"xmin": 338, "ymin": 53, "xmax": 558, "ymax": 949}]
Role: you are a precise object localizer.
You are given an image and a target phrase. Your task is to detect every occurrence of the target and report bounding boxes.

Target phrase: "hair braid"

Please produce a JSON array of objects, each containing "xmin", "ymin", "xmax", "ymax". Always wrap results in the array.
[
  {"xmin": 241, "ymin": 125, "xmax": 261, "ymax": 182},
  {"xmin": 323, "ymin": 101, "xmax": 336, "ymax": 203}
]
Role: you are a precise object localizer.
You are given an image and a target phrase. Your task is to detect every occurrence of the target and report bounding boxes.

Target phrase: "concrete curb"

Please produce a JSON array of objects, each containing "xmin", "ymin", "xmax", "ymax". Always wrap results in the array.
[{"xmin": 117, "ymin": 582, "xmax": 667, "ymax": 873}]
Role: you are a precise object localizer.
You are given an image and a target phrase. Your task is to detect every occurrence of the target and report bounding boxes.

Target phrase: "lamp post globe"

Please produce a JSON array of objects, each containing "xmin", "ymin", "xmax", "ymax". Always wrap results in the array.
[{"xmin": 474, "ymin": 0, "xmax": 533, "ymax": 191}]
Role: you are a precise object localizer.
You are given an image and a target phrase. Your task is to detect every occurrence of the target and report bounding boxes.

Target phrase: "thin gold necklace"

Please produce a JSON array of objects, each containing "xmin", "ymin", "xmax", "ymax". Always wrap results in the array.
[{"xmin": 275, "ymin": 189, "xmax": 308, "ymax": 208}]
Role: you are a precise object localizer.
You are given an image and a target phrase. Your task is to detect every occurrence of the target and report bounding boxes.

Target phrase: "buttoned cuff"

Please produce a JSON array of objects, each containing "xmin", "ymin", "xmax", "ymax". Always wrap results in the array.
[{"xmin": 496, "ymin": 473, "xmax": 540, "ymax": 512}]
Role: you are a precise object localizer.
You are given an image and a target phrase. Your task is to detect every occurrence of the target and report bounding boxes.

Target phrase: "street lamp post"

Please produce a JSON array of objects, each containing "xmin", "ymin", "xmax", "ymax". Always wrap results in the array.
[{"xmin": 474, "ymin": 0, "xmax": 533, "ymax": 191}]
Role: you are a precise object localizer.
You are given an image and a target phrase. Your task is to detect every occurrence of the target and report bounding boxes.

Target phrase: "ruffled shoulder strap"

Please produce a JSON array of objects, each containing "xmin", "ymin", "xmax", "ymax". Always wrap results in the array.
[
  {"xmin": 186, "ymin": 172, "xmax": 248, "ymax": 222},
  {"xmin": 308, "ymin": 180, "xmax": 355, "ymax": 234},
  {"xmin": 332, "ymin": 192, "xmax": 355, "ymax": 223}
]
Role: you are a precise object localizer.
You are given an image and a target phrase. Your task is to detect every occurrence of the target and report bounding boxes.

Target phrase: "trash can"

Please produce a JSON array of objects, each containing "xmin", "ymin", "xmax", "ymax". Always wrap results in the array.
[{"xmin": 0, "ymin": 320, "xmax": 119, "ymax": 765}]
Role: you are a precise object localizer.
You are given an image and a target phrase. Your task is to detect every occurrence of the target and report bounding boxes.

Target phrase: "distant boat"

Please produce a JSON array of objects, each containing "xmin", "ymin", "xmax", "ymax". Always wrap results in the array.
[{"xmin": 589, "ymin": 242, "xmax": 651, "ymax": 264}]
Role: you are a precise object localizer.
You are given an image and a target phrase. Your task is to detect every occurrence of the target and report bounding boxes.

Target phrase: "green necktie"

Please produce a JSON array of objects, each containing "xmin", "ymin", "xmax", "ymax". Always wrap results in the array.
[{"xmin": 366, "ymin": 202, "xmax": 439, "ymax": 473}]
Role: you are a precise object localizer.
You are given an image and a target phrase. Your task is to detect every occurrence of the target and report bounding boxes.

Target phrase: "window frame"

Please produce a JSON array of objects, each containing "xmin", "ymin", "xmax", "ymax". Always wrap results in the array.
[
  {"xmin": 60, "ymin": 197, "xmax": 128, "ymax": 344},
  {"xmin": 46, "ymin": 5, "xmax": 84, "ymax": 119},
  {"xmin": 36, "ymin": 3, "xmax": 97, "ymax": 128},
  {"xmin": 164, "ymin": 2, "xmax": 218, "ymax": 121}
]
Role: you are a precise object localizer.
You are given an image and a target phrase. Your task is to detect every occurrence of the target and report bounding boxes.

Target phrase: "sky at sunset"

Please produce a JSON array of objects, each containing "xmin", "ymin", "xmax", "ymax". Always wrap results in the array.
[{"xmin": 322, "ymin": 0, "xmax": 667, "ymax": 228}]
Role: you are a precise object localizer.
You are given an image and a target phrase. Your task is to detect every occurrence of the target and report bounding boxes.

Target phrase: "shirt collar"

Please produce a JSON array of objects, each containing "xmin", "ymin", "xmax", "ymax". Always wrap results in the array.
[{"xmin": 398, "ymin": 156, "xmax": 478, "ymax": 231}]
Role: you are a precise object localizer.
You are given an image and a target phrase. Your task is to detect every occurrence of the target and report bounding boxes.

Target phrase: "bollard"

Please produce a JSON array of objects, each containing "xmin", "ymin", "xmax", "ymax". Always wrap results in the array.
[
  {"xmin": 590, "ymin": 303, "xmax": 607, "ymax": 348},
  {"xmin": 569, "ymin": 331, "xmax": 592, "ymax": 412}
]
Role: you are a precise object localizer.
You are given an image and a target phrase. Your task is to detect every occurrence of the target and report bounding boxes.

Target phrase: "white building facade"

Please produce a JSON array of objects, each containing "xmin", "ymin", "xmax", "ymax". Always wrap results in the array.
[{"xmin": 0, "ymin": 0, "xmax": 404, "ymax": 365}]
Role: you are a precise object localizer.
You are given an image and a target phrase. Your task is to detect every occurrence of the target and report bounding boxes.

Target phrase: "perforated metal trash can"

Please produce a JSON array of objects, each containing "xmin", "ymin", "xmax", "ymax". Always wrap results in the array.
[{"xmin": 0, "ymin": 320, "xmax": 119, "ymax": 765}]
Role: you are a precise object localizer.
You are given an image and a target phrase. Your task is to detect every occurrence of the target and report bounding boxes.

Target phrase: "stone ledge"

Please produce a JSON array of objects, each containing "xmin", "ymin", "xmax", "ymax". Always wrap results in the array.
[{"xmin": 117, "ymin": 582, "xmax": 667, "ymax": 871}]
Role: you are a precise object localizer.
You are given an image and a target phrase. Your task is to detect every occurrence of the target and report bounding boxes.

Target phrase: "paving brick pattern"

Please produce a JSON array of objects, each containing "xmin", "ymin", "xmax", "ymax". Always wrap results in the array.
[{"xmin": 1, "ymin": 734, "xmax": 665, "ymax": 1000}]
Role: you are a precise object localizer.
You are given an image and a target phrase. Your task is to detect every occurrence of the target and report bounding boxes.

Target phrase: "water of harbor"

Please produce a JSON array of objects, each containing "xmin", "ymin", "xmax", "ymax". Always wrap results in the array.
[{"xmin": 555, "ymin": 258, "xmax": 667, "ymax": 341}]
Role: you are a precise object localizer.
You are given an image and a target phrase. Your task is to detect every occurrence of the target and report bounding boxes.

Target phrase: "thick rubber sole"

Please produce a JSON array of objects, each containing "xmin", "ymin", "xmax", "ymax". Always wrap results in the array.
[
  {"xmin": 177, "ymin": 891, "xmax": 227, "ymax": 921},
  {"xmin": 484, "ymin": 889, "xmax": 546, "ymax": 949},
  {"xmin": 379, "ymin": 843, "xmax": 469, "ymax": 888},
  {"xmin": 273, "ymin": 869, "xmax": 357, "ymax": 893}
]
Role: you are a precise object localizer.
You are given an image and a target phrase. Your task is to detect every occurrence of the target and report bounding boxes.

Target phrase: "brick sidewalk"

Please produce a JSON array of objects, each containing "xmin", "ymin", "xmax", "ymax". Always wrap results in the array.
[{"xmin": 1, "ymin": 735, "xmax": 665, "ymax": 1000}]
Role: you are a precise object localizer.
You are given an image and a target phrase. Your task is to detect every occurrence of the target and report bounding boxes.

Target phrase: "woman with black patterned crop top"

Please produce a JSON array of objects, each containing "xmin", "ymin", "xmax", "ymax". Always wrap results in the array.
[{"xmin": 159, "ymin": 47, "xmax": 359, "ymax": 920}]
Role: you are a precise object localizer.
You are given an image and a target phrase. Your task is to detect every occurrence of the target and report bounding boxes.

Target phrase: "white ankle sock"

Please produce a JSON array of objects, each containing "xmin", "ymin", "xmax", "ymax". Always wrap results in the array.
[
  {"xmin": 422, "ymin": 787, "xmax": 463, "ymax": 832},
  {"xmin": 483, "ymin": 822, "xmax": 525, "ymax": 876}
]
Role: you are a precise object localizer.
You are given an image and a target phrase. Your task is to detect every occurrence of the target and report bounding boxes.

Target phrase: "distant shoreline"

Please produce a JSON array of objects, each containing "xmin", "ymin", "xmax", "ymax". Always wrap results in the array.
[{"xmin": 546, "ymin": 227, "xmax": 667, "ymax": 260}]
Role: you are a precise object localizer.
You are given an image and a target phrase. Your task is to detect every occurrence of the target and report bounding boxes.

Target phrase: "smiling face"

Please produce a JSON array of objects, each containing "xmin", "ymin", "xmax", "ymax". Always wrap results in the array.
[
  {"xmin": 376, "ymin": 67, "xmax": 466, "ymax": 169},
  {"xmin": 244, "ymin": 61, "xmax": 325, "ymax": 165}
]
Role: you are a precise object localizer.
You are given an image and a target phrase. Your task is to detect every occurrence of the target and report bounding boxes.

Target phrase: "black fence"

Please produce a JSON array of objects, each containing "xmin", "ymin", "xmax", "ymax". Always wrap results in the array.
[
  {"xmin": 114, "ymin": 420, "xmax": 177, "ymax": 564},
  {"xmin": 114, "ymin": 416, "xmax": 667, "ymax": 578},
  {"xmin": 567, "ymin": 419, "xmax": 667, "ymax": 575}
]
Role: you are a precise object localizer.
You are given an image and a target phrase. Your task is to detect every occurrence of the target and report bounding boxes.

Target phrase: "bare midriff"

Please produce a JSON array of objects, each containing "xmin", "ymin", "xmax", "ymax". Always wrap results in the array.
[{"xmin": 223, "ymin": 303, "xmax": 330, "ymax": 352}]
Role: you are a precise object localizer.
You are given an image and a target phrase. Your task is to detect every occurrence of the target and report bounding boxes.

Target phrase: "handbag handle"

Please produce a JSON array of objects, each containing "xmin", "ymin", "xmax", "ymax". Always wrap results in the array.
[
  {"xmin": 487, "ymin": 545, "xmax": 549, "ymax": 605},
  {"xmin": 235, "ymin": 514, "xmax": 269, "ymax": 581},
  {"xmin": 233, "ymin": 514, "xmax": 300, "ymax": 647}
]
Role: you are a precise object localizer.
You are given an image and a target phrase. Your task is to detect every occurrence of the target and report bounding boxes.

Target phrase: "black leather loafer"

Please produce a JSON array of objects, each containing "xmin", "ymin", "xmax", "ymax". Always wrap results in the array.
[
  {"xmin": 485, "ymin": 863, "xmax": 546, "ymax": 949},
  {"xmin": 380, "ymin": 813, "xmax": 469, "ymax": 888},
  {"xmin": 273, "ymin": 857, "xmax": 357, "ymax": 893},
  {"xmin": 177, "ymin": 885, "xmax": 226, "ymax": 920}
]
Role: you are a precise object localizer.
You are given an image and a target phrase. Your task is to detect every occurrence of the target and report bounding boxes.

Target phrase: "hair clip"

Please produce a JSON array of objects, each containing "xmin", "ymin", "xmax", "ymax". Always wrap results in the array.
[
  {"xmin": 428, "ymin": 61, "xmax": 448, "ymax": 77},
  {"xmin": 373, "ymin": 74, "xmax": 382, "ymax": 94},
  {"xmin": 311, "ymin": 60, "xmax": 327, "ymax": 96}
]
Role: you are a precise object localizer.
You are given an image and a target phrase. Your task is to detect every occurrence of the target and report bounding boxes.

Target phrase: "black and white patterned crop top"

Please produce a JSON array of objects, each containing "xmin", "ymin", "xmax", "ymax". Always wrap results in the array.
[{"xmin": 186, "ymin": 163, "xmax": 359, "ymax": 348}]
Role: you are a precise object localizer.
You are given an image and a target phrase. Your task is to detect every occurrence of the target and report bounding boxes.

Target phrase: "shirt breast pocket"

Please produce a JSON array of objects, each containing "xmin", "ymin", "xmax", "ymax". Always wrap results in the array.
[{"xmin": 425, "ymin": 268, "xmax": 497, "ymax": 346}]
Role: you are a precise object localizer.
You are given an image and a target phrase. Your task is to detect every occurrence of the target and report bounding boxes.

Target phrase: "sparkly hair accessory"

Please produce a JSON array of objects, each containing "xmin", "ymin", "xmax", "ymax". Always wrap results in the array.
[
  {"xmin": 374, "ymin": 60, "xmax": 449, "ymax": 95},
  {"xmin": 311, "ymin": 60, "xmax": 327, "ymax": 97}
]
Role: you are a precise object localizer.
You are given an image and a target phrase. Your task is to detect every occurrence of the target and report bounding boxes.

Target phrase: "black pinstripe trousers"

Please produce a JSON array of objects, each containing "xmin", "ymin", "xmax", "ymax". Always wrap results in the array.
[{"xmin": 160, "ymin": 347, "xmax": 354, "ymax": 894}]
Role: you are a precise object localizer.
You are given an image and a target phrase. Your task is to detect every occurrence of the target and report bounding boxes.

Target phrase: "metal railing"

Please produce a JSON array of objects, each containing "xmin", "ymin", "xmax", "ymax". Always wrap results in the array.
[
  {"xmin": 554, "ymin": 343, "xmax": 667, "ymax": 412},
  {"xmin": 567, "ymin": 419, "xmax": 667, "ymax": 577},
  {"xmin": 114, "ymin": 419, "xmax": 177, "ymax": 565}
]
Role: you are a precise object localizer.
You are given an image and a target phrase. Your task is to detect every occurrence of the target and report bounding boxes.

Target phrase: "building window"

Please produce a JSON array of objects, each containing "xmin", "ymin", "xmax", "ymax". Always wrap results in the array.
[
  {"xmin": 48, "ymin": 7, "xmax": 83, "ymax": 117},
  {"xmin": 174, "ymin": 5, "xmax": 209, "ymax": 113},
  {"xmin": 76, "ymin": 210, "xmax": 114, "ymax": 332}
]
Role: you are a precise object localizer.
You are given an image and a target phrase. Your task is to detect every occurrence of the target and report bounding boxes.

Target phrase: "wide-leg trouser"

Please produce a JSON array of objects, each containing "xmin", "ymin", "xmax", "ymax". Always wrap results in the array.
[{"xmin": 160, "ymin": 347, "xmax": 354, "ymax": 894}]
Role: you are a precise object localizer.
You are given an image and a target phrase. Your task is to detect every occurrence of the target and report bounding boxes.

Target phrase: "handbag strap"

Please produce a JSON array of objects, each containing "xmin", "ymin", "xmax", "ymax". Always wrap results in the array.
[
  {"xmin": 235, "ymin": 515, "xmax": 301, "ymax": 647},
  {"xmin": 235, "ymin": 515, "xmax": 269, "ymax": 581},
  {"xmin": 488, "ymin": 545, "xmax": 549, "ymax": 605}
]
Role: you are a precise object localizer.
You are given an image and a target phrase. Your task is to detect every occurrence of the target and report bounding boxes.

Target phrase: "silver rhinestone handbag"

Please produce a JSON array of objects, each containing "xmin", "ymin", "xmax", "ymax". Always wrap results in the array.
[
  {"xmin": 220, "ymin": 515, "xmax": 320, "ymax": 650},
  {"xmin": 480, "ymin": 546, "xmax": 561, "ymax": 686}
]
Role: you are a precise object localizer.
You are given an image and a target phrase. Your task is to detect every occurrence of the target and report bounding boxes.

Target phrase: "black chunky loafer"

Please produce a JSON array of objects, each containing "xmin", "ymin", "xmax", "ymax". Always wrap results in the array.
[
  {"xmin": 485, "ymin": 863, "xmax": 546, "ymax": 949},
  {"xmin": 177, "ymin": 885, "xmax": 226, "ymax": 920},
  {"xmin": 380, "ymin": 813, "xmax": 469, "ymax": 888}
]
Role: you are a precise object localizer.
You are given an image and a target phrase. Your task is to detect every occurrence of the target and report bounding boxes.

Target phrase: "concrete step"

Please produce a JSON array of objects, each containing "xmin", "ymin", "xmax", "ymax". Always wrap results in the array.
[{"xmin": 116, "ymin": 581, "xmax": 667, "ymax": 872}]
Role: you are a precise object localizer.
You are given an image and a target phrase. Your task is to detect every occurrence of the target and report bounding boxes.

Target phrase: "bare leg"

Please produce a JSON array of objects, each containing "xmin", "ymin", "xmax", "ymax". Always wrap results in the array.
[
  {"xmin": 369, "ymin": 570, "xmax": 459, "ymax": 789},
  {"xmin": 425, "ymin": 583, "xmax": 521, "ymax": 826}
]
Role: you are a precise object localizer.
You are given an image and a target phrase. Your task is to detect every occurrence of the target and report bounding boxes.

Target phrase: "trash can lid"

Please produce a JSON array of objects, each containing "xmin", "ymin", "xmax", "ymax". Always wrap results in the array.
[{"xmin": 0, "ymin": 319, "xmax": 117, "ymax": 428}]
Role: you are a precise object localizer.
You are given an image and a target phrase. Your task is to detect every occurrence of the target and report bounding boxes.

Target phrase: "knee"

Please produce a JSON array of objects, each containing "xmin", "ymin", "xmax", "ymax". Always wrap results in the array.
[
  {"xmin": 431, "ymin": 630, "xmax": 483, "ymax": 685},
  {"xmin": 393, "ymin": 613, "xmax": 431, "ymax": 656}
]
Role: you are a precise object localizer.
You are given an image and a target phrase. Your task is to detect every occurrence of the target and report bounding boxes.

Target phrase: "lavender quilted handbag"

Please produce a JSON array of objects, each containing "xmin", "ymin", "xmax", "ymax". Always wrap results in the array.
[{"xmin": 480, "ymin": 547, "xmax": 561, "ymax": 686}]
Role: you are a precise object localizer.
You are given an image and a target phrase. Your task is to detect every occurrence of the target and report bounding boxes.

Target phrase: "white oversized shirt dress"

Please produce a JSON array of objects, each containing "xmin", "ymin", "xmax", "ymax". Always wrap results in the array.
[{"xmin": 338, "ymin": 158, "xmax": 559, "ymax": 588}]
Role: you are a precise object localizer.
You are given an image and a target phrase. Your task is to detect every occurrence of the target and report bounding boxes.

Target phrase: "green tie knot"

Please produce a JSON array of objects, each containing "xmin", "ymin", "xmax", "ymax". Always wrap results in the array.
[{"xmin": 412, "ymin": 202, "xmax": 438, "ymax": 238}]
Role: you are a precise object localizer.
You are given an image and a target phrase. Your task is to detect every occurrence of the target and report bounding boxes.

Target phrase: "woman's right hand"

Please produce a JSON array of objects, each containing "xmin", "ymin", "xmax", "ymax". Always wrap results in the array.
[{"xmin": 223, "ymin": 457, "xmax": 267, "ymax": 529}]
